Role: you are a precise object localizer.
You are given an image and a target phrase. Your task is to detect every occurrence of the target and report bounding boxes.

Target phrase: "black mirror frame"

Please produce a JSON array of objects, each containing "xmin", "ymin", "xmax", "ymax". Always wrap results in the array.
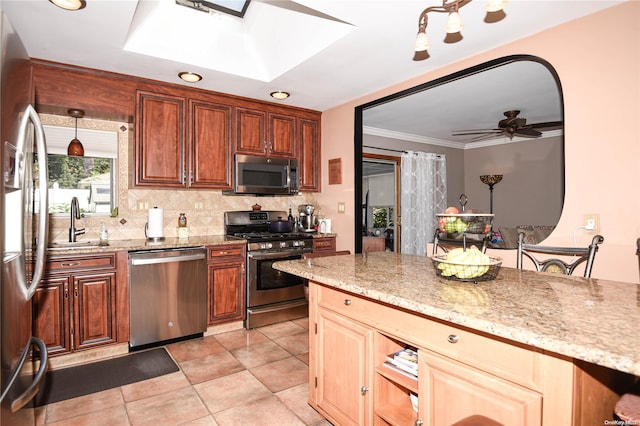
[{"xmin": 354, "ymin": 54, "xmax": 565, "ymax": 254}]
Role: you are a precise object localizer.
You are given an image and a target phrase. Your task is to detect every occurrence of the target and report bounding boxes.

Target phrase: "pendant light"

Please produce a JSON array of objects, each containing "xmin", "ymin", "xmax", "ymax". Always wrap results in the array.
[{"xmin": 67, "ymin": 109, "xmax": 85, "ymax": 157}]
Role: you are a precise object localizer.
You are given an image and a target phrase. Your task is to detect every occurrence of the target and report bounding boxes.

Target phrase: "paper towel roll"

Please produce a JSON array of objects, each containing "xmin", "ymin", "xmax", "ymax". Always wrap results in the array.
[{"xmin": 146, "ymin": 207, "xmax": 164, "ymax": 239}]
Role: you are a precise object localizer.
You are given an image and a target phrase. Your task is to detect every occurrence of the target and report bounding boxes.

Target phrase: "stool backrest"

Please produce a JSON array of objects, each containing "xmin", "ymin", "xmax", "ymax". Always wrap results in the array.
[{"xmin": 516, "ymin": 233, "xmax": 604, "ymax": 278}]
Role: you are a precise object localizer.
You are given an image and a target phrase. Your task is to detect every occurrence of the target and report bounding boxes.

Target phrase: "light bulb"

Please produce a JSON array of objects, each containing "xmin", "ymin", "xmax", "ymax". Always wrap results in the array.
[
  {"xmin": 414, "ymin": 32, "xmax": 431, "ymax": 51},
  {"xmin": 446, "ymin": 11, "xmax": 464, "ymax": 33},
  {"xmin": 486, "ymin": 0, "xmax": 507, "ymax": 12}
]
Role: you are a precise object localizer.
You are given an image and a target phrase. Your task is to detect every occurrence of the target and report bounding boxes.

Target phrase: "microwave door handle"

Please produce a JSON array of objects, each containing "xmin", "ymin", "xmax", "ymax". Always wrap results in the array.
[{"xmin": 22, "ymin": 105, "xmax": 49, "ymax": 299}]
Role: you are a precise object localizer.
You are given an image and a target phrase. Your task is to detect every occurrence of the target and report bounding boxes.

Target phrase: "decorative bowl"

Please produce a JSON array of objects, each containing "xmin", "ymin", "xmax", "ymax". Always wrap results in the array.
[
  {"xmin": 431, "ymin": 253, "xmax": 502, "ymax": 282},
  {"xmin": 436, "ymin": 213, "xmax": 494, "ymax": 236}
]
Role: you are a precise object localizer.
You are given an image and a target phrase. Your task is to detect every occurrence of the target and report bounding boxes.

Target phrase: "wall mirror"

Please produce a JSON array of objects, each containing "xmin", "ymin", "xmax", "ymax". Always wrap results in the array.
[{"xmin": 354, "ymin": 55, "xmax": 564, "ymax": 253}]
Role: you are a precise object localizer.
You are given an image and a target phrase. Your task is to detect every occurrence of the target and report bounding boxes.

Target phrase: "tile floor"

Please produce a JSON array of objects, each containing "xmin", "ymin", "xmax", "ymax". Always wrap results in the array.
[{"xmin": 35, "ymin": 318, "xmax": 333, "ymax": 426}]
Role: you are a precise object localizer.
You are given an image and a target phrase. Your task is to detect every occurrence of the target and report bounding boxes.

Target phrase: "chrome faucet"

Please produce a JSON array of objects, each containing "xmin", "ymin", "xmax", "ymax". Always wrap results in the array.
[{"xmin": 69, "ymin": 197, "xmax": 85, "ymax": 242}]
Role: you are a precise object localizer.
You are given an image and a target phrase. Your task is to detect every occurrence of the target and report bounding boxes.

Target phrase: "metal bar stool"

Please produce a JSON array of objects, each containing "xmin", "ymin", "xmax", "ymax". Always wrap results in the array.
[{"xmin": 516, "ymin": 233, "xmax": 604, "ymax": 277}]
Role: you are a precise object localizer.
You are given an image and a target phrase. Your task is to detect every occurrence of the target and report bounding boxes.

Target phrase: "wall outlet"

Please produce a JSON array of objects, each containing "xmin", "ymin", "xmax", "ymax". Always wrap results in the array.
[
  {"xmin": 583, "ymin": 213, "xmax": 600, "ymax": 234},
  {"xmin": 338, "ymin": 202, "xmax": 346, "ymax": 213}
]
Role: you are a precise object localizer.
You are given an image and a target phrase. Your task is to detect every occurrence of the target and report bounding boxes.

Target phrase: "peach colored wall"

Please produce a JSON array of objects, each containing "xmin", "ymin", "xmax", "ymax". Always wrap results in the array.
[{"xmin": 316, "ymin": 2, "xmax": 640, "ymax": 283}]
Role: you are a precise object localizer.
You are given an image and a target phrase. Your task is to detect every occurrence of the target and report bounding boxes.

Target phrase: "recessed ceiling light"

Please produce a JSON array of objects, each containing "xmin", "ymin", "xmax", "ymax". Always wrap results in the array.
[
  {"xmin": 270, "ymin": 91, "xmax": 290, "ymax": 100},
  {"xmin": 178, "ymin": 72, "xmax": 203, "ymax": 83},
  {"xmin": 49, "ymin": 0, "xmax": 86, "ymax": 10}
]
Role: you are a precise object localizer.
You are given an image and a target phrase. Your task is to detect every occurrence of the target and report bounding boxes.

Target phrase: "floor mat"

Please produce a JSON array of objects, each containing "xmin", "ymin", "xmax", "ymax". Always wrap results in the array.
[{"xmin": 32, "ymin": 347, "xmax": 179, "ymax": 406}]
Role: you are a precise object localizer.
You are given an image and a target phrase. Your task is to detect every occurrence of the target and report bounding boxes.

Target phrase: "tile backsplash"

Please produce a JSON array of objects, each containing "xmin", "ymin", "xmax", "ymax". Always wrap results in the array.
[{"xmin": 42, "ymin": 114, "xmax": 318, "ymax": 243}]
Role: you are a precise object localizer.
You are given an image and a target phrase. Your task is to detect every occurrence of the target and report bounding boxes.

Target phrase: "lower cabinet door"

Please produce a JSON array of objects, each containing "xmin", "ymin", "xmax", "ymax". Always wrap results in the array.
[
  {"xmin": 419, "ymin": 350, "xmax": 542, "ymax": 425},
  {"xmin": 33, "ymin": 276, "xmax": 71, "ymax": 356},
  {"xmin": 315, "ymin": 308, "xmax": 374, "ymax": 426},
  {"xmin": 74, "ymin": 272, "xmax": 117, "ymax": 350},
  {"xmin": 208, "ymin": 262, "xmax": 245, "ymax": 324}
]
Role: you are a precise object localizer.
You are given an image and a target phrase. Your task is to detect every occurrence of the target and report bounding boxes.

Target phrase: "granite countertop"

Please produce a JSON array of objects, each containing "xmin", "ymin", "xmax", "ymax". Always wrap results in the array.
[
  {"xmin": 46, "ymin": 232, "xmax": 336, "ymax": 255},
  {"xmin": 46, "ymin": 235, "xmax": 244, "ymax": 255},
  {"xmin": 273, "ymin": 251, "xmax": 640, "ymax": 377}
]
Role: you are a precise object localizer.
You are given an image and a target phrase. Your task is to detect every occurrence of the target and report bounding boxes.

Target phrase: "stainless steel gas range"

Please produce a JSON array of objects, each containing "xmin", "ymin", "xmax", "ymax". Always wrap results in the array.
[{"xmin": 224, "ymin": 211, "xmax": 314, "ymax": 329}]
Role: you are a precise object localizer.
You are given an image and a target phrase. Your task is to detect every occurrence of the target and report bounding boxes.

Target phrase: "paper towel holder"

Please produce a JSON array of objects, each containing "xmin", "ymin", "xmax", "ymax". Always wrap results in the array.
[
  {"xmin": 145, "ymin": 206, "xmax": 166, "ymax": 242},
  {"xmin": 144, "ymin": 223, "xmax": 166, "ymax": 243}
]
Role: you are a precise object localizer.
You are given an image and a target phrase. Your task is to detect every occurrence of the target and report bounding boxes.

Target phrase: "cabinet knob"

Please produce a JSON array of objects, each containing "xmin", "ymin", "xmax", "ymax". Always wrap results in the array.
[
  {"xmin": 360, "ymin": 386, "xmax": 369, "ymax": 395},
  {"xmin": 447, "ymin": 334, "xmax": 459, "ymax": 344},
  {"xmin": 344, "ymin": 299, "xmax": 352, "ymax": 306}
]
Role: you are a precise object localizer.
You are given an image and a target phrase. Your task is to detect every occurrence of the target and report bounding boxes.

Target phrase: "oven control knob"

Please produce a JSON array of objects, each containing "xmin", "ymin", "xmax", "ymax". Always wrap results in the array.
[
  {"xmin": 265, "ymin": 242, "xmax": 273, "ymax": 249},
  {"xmin": 292, "ymin": 241, "xmax": 299, "ymax": 247},
  {"xmin": 279, "ymin": 241, "xmax": 287, "ymax": 248}
]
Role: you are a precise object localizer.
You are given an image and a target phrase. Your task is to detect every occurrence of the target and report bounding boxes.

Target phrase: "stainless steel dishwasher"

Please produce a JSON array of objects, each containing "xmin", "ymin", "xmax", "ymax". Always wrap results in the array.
[{"xmin": 129, "ymin": 247, "xmax": 207, "ymax": 349}]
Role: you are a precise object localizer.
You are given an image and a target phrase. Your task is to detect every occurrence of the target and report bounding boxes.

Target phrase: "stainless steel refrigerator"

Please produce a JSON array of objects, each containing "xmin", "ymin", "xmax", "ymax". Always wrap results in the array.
[{"xmin": 0, "ymin": 8, "xmax": 49, "ymax": 425}]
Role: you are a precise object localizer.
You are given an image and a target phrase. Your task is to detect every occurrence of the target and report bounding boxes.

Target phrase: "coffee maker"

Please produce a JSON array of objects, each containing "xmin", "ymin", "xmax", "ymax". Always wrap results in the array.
[{"xmin": 298, "ymin": 204, "xmax": 317, "ymax": 232}]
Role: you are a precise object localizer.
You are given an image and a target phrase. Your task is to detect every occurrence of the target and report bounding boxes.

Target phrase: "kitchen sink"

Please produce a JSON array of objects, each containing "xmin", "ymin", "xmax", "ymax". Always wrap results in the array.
[{"xmin": 47, "ymin": 240, "xmax": 101, "ymax": 250}]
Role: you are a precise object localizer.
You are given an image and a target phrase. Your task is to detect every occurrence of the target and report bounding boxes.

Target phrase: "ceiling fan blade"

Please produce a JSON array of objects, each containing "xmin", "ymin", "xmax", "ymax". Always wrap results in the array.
[
  {"xmin": 468, "ymin": 133, "xmax": 503, "ymax": 142},
  {"xmin": 451, "ymin": 129, "xmax": 501, "ymax": 136},
  {"xmin": 515, "ymin": 127, "xmax": 542, "ymax": 137},
  {"xmin": 530, "ymin": 121, "xmax": 563, "ymax": 130}
]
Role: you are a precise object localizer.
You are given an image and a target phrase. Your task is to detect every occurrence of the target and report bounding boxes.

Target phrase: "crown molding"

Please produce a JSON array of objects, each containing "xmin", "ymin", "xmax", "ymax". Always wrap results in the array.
[{"xmin": 362, "ymin": 126, "xmax": 563, "ymax": 150}]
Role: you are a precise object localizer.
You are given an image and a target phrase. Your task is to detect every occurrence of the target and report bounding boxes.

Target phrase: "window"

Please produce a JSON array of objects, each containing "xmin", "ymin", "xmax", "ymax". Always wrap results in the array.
[
  {"xmin": 372, "ymin": 206, "xmax": 394, "ymax": 229},
  {"xmin": 43, "ymin": 125, "xmax": 118, "ymax": 215}
]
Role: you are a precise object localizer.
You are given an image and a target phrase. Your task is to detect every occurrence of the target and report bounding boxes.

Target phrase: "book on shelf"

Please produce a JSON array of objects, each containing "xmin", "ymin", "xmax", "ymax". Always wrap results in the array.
[
  {"xmin": 382, "ymin": 361, "xmax": 418, "ymax": 380},
  {"xmin": 385, "ymin": 348, "xmax": 418, "ymax": 374}
]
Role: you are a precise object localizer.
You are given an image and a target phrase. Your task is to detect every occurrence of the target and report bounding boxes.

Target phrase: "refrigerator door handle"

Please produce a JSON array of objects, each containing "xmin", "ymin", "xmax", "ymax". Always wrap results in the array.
[
  {"xmin": 17, "ymin": 105, "xmax": 49, "ymax": 299},
  {"xmin": 0, "ymin": 336, "xmax": 48, "ymax": 410},
  {"xmin": 8, "ymin": 336, "xmax": 48, "ymax": 412}
]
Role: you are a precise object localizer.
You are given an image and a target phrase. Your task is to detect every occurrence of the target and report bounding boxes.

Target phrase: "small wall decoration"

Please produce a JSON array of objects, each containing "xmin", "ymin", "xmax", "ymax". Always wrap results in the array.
[{"xmin": 329, "ymin": 158, "xmax": 342, "ymax": 185}]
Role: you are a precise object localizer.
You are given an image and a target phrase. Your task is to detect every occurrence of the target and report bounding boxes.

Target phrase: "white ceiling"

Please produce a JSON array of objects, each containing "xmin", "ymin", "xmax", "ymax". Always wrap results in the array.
[
  {"xmin": 1, "ymin": 0, "xmax": 621, "ymax": 140},
  {"xmin": 363, "ymin": 58, "xmax": 563, "ymax": 145}
]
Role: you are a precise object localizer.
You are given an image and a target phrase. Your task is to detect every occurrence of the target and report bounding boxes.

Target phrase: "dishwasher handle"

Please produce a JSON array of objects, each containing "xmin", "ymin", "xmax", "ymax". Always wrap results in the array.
[{"xmin": 130, "ymin": 252, "xmax": 205, "ymax": 266}]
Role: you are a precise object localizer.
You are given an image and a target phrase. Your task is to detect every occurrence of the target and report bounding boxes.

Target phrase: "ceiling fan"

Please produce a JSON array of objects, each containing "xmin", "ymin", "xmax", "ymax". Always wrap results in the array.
[{"xmin": 452, "ymin": 110, "xmax": 563, "ymax": 141}]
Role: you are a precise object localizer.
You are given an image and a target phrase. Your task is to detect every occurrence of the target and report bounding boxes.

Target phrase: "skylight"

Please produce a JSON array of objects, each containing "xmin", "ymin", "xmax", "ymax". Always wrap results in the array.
[{"xmin": 175, "ymin": 0, "xmax": 251, "ymax": 17}]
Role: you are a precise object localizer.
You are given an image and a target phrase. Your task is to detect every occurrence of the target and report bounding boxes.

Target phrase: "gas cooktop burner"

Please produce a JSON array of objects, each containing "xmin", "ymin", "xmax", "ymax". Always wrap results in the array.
[{"xmin": 225, "ymin": 210, "xmax": 316, "ymax": 242}]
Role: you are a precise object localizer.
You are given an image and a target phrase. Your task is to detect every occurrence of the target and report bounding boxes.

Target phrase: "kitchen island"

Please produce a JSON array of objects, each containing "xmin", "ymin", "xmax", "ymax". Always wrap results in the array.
[{"xmin": 274, "ymin": 251, "xmax": 640, "ymax": 425}]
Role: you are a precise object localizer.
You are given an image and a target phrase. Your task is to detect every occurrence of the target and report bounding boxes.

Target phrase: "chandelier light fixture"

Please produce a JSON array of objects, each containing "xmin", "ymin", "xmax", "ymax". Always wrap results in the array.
[
  {"xmin": 67, "ymin": 109, "xmax": 85, "ymax": 157},
  {"xmin": 414, "ymin": 0, "xmax": 508, "ymax": 60}
]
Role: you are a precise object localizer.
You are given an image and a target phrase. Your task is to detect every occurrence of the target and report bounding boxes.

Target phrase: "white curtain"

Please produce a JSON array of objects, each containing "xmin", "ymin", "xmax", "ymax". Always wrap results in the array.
[{"xmin": 400, "ymin": 152, "xmax": 447, "ymax": 256}]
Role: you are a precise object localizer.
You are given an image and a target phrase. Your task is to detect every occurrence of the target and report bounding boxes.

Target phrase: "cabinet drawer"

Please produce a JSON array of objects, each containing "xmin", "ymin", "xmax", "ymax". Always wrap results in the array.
[
  {"xmin": 313, "ymin": 237, "xmax": 336, "ymax": 252},
  {"xmin": 314, "ymin": 283, "xmax": 543, "ymax": 392},
  {"xmin": 207, "ymin": 244, "xmax": 246, "ymax": 262},
  {"xmin": 46, "ymin": 253, "xmax": 116, "ymax": 272}
]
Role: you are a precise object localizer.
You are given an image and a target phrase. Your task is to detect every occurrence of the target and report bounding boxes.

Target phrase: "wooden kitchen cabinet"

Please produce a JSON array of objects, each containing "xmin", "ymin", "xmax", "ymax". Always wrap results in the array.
[
  {"xmin": 419, "ymin": 350, "xmax": 542, "ymax": 425},
  {"xmin": 235, "ymin": 106, "xmax": 296, "ymax": 158},
  {"xmin": 309, "ymin": 282, "xmax": 576, "ymax": 426},
  {"xmin": 135, "ymin": 90, "xmax": 233, "ymax": 189},
  {"xmin": 33, "ymin": 253, "xmax": 118, "ymax": 357},
  {"xmin": 298, "ymin": 116, "xmax": 321, "ymax": 191},
  {"xmin": 135, "ymin": 91, "xmax": 185, "ymax": 187},
  {"xmin": 313, "ymin": 236, "xmax": 336, "ymax": 254},
  {"xmin": 314, "ymin": 305, "xmax": 374, "ymax": 426},
  {"xmin": 207, "ymin": 244, "xmax": 246, "ymax": 325}
]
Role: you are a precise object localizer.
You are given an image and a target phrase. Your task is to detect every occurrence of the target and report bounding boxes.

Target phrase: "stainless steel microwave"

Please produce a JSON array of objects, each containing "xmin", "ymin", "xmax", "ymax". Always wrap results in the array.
[{"xmin": 226, "ymin": 154, "xmax": 298, "ymax": 195}]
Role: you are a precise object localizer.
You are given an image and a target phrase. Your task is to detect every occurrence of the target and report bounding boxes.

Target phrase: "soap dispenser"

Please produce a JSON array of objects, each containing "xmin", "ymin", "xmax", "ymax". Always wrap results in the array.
[{"xmin": 99, "ymin": 222, "xmax": 109, "ymax": 245}]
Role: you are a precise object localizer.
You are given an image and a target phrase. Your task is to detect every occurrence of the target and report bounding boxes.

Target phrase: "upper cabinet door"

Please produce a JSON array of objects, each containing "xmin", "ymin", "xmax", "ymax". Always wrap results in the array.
[
  {"xmin": 190, "ymin": 100, "xmax": 233, "ymax": 189},
  {"xmin": 235, "ymin": 107, "xmax": 296, "ymax": 158},
  {"xmin": 135, "ymin": 91, "xmax": 186, "ymax": 187},
  {"xmin": 298, "ymin": 117, "xmax": 320, "ymax": 191},
  {"xmin": 236, "ymin": 107, "xmax": 266, "ymax": 155},
  {"xmin": 268, "ymin": 113, "xmax": 296, "ymax": 158}
]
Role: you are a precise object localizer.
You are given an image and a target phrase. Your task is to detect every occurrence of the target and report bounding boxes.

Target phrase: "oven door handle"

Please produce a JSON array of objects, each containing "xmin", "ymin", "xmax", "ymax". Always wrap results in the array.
[{"xmin": 247, "ymin": 250, "xmax": 311, "ymax": 261}]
